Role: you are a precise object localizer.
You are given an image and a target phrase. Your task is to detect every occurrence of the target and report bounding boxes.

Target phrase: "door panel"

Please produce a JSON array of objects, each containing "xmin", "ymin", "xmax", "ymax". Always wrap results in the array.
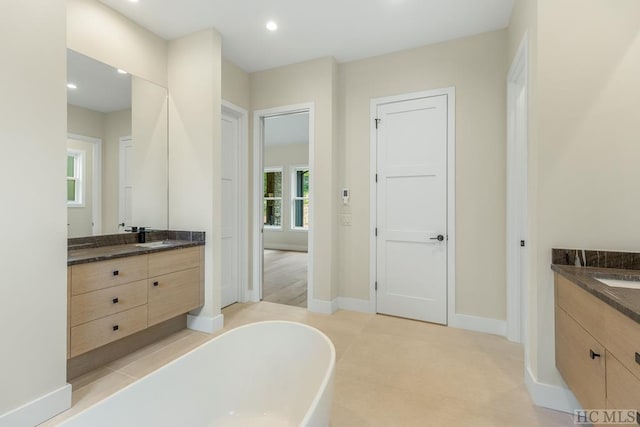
[{"xmin": 376, "ymin": 94, "xmax": 448, "ymax": 324}]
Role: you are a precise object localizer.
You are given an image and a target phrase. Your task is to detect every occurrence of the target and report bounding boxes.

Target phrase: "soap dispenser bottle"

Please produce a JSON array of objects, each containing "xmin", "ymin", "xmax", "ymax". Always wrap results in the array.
[{"xmin": 138, "ymin": 227, "xmax": 146, "ymax": 243}]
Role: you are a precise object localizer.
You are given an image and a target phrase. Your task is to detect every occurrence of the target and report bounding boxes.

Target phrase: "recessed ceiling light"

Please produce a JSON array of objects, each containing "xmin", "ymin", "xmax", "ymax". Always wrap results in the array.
[
  {"xmin": 266, "ymin": 21, "xmax": 278, "ymax": 31},
  {"xmin": 117, "ymin": 69, "xmax": 128, "ymax": 74},
  {"xmin": 128, "ymin": 0, "xmax": 139, "ymax": 3},
  {"xmin": 67, "ymin": 83, "xmax": 77, "ymax": 89}
]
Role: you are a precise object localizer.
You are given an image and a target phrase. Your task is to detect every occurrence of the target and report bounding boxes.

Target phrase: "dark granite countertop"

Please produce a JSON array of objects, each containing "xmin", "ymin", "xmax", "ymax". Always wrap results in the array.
[
  {"xmin": 68, "ymin": 240, "xmax": 204, "ymax": 266},
  {"xmin": 552, "ymin": 264, "xmax": 640, "ymax": 325}
]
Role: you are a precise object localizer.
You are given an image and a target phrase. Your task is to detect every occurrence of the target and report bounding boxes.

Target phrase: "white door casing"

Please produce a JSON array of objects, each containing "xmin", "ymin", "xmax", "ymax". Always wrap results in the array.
[
  {"xmin": 119, "ymin": 137, "xmax": 133, "ymax": 230},
  {"xmin": 375, "ymin": 94, "xmax": 450, "ymax": 324},
  {"xmin": 221, "ymin": 110, "xmax": 240, "ymax": 307},
  {"xmin": 506, "ymin": 34, "xmax": 529, "ymax": 344},
  {"xmin": 252, "ymin": 103, "xmax": 315, "ymax": 306}
]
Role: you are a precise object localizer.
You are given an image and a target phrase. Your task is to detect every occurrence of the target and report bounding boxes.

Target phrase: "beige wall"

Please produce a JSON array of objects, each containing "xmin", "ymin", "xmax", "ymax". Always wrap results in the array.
[
  {"xmin": 250, "ymin": 57, "xmax": 339, "ymax": 302},
  {"xmin": 338, "ymin": 31, "xmax": 508, "ymax": 320},
  {"xmin": 168, "ymin": 29, "xmax": 223, "ymax": 320},
  {"xmin": 527, "ymin": 0, "xmax": 640, "ymax": 388},
  {"xmin": 222, "ymin": 58, "xmax": 250, "ymax": 110},
  {"xmin": 67, "ymin": 0, "xmax": 168, "ymax": 86},
  {"xmin": 264, "ymin": 143, "xmax": 310, "ymax": 251},
  {"xmin": 0, "ymin": 0, "xmax": 68, "ymax": 419}
]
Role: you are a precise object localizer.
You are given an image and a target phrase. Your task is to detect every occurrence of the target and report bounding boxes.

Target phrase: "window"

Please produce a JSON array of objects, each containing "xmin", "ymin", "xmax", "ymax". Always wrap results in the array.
[
  {"xmin": 263, "ymin": 168, "xmax": 283, "ymax": 229},
  {"xmin": 291, "ymin": 166, "xmax": 309, "ymax": 230},
  {"xmin": 67, "ymin": 150, "xmax": 84, "ymax": 206}
]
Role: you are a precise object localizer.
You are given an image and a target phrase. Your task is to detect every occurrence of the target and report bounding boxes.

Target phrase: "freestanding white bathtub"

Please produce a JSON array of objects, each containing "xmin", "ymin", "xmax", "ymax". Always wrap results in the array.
[{"xmin": 58, "ymin": 321, "xmax": 336, "ymax": 427}]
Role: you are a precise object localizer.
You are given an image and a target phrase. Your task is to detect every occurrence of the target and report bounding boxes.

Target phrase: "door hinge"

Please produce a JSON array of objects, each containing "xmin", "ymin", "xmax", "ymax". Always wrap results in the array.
[
  {"xmin": 375, "ymin": 227, "xmax": 378, "ymax": 236},
  {"xmin": 375, "ymin": 281, "xmax": 378, "ymax": 291},
  {"xmin": 375, "ymin": 173, "xmax": 378, "ymax": 183},
  {"xmin": 520, "ymin": 240, "xmax": 525, "ymax": 247},
  {"xmin": 375, "ymin": 118, "xmax": 381, "ymax": 129}
]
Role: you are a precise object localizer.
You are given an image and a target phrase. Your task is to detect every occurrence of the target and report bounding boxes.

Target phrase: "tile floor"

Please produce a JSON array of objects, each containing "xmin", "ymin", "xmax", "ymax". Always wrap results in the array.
[{"xmin": 41, "ymin": 302, "xmax": 573, "ymax": 426}]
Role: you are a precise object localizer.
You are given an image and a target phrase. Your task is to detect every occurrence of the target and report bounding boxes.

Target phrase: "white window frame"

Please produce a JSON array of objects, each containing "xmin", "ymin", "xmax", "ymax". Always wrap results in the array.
[
  {"xmin": 263, "ymin": 166, "xmax": 283, "ymax": 230},
  {"xmin": 67, "ymin": 149, "xmax": 85, "ymax": 207},
  {"xmin": 290, "ymin": 165, "xmax": 309, "ymax": 231}
]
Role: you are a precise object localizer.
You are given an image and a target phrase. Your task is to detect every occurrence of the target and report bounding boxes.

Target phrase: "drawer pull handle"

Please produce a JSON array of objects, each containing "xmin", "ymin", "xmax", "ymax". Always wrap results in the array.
[
  {"xmin": 112, "ymin": 270, "xmax": 119, "ymax": 276},
  {"xmin": 636, "ymin": 411, "xmax": 639, "ymax": 425},
  {"xmin": 589, "ymin": 349, "xmax": 601, "ymax": 359},
  {"xmin": 112, "ymin": 297, "xmax": 119, "ymax": 304},
  {"xmin": 635, "ymin": 352, "xmax": 640, "ymax": 366},
  {"xmin": 112, "ymin": 325, "xmax": 119, "ymax": 331},
  {"xmin": 153, "ymin": 281, "xmax": 159, "ymax": 287}
]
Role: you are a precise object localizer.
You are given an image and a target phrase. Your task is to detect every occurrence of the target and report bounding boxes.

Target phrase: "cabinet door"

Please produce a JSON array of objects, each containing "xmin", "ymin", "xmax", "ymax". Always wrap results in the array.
[
  {"xmin": 556, "ymin": 306, "xmax": 606, "ymax": 409},
  {"xmin": 606, "ymin": 352, "xmax": 640, "ymax": 416},
  {"xmin": 148, "ymin": 268, "xmax": 200, "ymax": 326}
]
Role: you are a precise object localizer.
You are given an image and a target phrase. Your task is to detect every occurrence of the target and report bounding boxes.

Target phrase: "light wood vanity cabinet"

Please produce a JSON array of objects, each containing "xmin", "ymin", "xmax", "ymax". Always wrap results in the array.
[
  {"xmin": 555, "ymin": 273, "xmax": 640, "ymax": 418},
  {"xmin": 68, "ymin": 246, "xmax": 204, "ymax": 358},
  {"xmin": 148, "ymin": 247, "xmax": 201, "ymax": 326}
]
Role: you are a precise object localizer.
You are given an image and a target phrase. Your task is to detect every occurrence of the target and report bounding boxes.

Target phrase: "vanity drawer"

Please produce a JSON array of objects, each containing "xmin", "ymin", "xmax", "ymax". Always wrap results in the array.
[
  {"xmin": 148, "ymin": 268, "xmax": 200, "ymax": 326},
  {"xmin": 71, "ymin": 255, "xmax": 148, "ymax": 295},
  {"xmin": 70, "ymin": 280, "xmax": 148, "ymax": 327},
  {"xmin": 606, "ymin": 352, "xmax": 640, "ymax": 413},
  {"xmin": 604, "ymin": 304, "xmax": 640, "ymax": 380},
  {"xmin": 556, "ymin": 274, "xmax": 606, "ymax": 344},
  {"xmin": 555, "ymin": 306, "xmax": 606, "ymax": 410},
  {"xmin": 70, "ymin": 305, "xmax": 147, "ymax": 357},
  {"xmin": 149, "ymin": 246, "xmax": 200, "ymax": 277}
]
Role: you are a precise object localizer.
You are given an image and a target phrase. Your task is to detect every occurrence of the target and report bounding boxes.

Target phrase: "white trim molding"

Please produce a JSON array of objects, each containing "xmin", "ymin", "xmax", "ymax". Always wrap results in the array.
[
  {"xmin": 337, "ymin": 297, "xmax": 375, "ymax": 314},
  {"xmin": 0, "ymin": 384, "xmax": 71, "ymax": 427},
  {"xmin": 506, "ymin": 32, "xmax": 529, "ymax": 344},
  {"xmin": 370, "ymin": 87, "xmax": 456, "ymax": 324},
  {"xmin": 525, "ymin": 366, "xmax": 581, "ymax": 414},
  {"xmin": 448, "ymin": 314, "xmax": 506, "ymax": 336},
  {"xmin": 221, "ymin": 100, "xmax": 249, "ymax": 304},
  {"xmin": 253, "ymin": 103, "xmax": 315, "ymax": 305},
  {"xmin": 187, "ymin": 313, "xmax": 224, "ymax": 334},
  {"xmin": 308, "ymin": 298, "xmax": 338, "ymax": 315}
]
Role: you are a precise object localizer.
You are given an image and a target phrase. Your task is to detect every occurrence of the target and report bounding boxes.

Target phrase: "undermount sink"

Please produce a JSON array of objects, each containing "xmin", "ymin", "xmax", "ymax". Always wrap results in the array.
[
  {"xmin": 135, "ymin": 241, "xmax": 172, "ymax": 249},
  {"xmin": 595, "ymin": 277, "xmax": 640, "ymax": 290}
]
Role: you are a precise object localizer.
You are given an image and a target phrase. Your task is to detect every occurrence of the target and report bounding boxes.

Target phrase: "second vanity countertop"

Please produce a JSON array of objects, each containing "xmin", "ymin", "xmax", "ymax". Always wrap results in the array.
[
  {"xmin": 68, "ymin": 240, "xmax": 204, "ymax": 266},
  {"xmin": 552, "ymin": 264, "xmax": 640, "ymax": 325}
]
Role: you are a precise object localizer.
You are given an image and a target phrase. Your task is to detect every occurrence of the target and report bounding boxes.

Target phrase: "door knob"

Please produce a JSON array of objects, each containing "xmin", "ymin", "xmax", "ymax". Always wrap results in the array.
[{"xmin": 430, "ymin": 235, "xmax": 445, "ymax": 242}]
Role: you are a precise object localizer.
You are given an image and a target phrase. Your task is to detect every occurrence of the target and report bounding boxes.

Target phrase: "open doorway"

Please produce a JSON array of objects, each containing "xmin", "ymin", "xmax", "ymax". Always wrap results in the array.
[{"xmin": 254, "ymin": 105, "xmax": 313, "ymax": 308}]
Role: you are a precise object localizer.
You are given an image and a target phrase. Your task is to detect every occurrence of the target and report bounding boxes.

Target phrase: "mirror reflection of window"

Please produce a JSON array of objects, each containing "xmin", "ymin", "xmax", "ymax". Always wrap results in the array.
[
  {"xmin": 292, "ymin": 167, "xmax": 309, "ymax": 230},
  {"xmin": 264, "ymin": 168, "xmax": 283, "ymax": 228},
  {"xmin": 67, "ymin": 150, "xmax": 84, "ymax": 206}
]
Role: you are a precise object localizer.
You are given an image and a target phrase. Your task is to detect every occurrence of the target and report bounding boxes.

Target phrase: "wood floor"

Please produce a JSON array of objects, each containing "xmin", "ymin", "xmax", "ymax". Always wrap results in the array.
[{"xmin": 263, "ymin": 249, "xmax": 308, "ymax": 308}]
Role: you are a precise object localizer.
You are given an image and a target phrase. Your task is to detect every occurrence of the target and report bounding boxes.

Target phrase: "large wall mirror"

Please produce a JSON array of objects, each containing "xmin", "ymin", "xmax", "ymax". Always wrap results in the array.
[{"xmin": 67, "ymin": 49, "xmax": 168, "ymax": 238}]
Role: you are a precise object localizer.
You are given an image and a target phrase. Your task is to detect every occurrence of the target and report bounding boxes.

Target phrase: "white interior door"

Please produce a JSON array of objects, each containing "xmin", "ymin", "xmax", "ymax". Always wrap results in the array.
[
  {"xmin": 376, "ymin": 94, "xmax": 448, "ymax": 324},
  {"xmin": 119, "ymin": 137, "xmax": 133, "ymax": 230},
  {"xmin": 221, "ymin": 112, "xmax": 240, "ymax": 307}
]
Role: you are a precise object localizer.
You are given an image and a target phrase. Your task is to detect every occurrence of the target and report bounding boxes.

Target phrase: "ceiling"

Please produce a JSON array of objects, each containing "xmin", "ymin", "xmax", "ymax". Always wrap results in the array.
[
  {"xmin": 67, "ymin": 50, "xmax": 131, "ymax": 113},
  {"xmin": 98, "ymin": 0, "xmax": 515, "ymax": 72},
  {"xmin": 264, "ymin": 112, "xmax": 309, "ymax": 146}
]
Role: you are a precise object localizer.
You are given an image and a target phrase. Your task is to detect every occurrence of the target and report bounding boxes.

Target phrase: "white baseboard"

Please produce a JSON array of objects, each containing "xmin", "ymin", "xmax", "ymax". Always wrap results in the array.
[
  {"xmin": 0, "ymin": 384, "xmax": 71, "ymax": 427},
  {"xmin": 448, "ymin": 313, "xmax": 507, "ymax": 336},
  {"xmin": 187, "ymin": 313, "xmax": 224, "ymax": 334},
  {"xmin": 308, "ymin": 298, "xmax": 338, "ymax": 314},
  {"xmin": 337, "ymin": 297, "xmax": 375, "ymax": 313},
  {"xmin": 263, "ymin": 243, "xmax": 308, "ymax": 252},
  {"xmin": 525, "ymin": 366, "xmax": 580, "ymax": 414}
]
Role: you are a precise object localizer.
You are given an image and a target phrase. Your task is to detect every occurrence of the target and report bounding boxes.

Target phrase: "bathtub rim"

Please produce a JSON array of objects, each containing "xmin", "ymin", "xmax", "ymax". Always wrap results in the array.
[{"xmin": 57, "ymin": 320, "xmax": 336, "ymax": 426}]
